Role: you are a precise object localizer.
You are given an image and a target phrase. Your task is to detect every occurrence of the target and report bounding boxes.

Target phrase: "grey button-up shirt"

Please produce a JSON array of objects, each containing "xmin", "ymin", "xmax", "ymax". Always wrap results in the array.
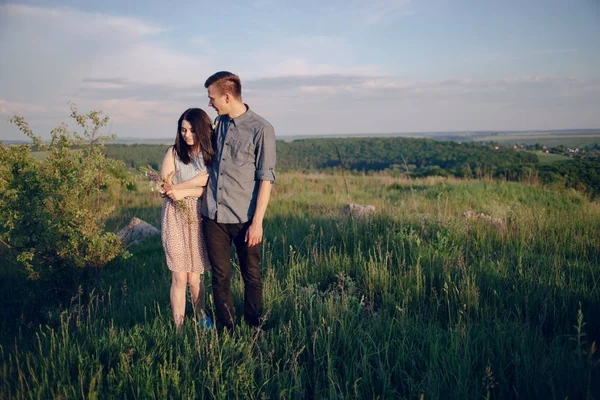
[{"xmin": 202, "ymin": 105, "xmax": 276, "ymax": 223}]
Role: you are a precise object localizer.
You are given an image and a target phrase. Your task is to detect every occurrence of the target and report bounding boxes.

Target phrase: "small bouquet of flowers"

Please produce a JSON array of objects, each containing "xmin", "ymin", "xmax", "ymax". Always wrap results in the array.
[{"xmin": 140, "ymin": 165, "xmax": 188, "ymax": 211}]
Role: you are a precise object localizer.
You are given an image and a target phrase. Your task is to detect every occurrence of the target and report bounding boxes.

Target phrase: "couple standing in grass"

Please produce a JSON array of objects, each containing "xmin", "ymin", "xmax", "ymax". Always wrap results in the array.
[{"xmin": 160, "ymin": 71, "xmax": 276, "ymax": 333}]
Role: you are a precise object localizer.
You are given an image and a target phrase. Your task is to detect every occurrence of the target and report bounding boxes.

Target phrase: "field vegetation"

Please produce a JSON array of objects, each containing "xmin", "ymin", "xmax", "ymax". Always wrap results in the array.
[
  {"xmin": 1, "ymin": 171, "xmax": 599, "ymax": 398},
  {"xmin": 105, "ymin": 136, "xmax": 600, "ymax": 197},
  {"xmin": 528, "ymin": 151, "xmax": 571, "ymax": 164},
  {"xmin": 1, "ymin": 112, "xmax": 599, "ymax": 398}
]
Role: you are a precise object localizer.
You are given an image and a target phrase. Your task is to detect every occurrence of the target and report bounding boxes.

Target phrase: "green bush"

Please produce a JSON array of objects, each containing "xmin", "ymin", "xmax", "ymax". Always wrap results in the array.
[{"xmin": 0, "ymin": 106, "xmax": 130, "ymax": 280}]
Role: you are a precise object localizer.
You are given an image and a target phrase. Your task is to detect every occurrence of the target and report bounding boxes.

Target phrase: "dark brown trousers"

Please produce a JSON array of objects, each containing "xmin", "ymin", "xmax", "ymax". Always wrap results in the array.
[{"xmin": 202, "ymin": 217, "xmax": 262, "ymax": 331}]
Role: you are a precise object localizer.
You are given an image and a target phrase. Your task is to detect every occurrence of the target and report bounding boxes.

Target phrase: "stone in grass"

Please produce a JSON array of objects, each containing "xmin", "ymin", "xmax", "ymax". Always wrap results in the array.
[
  {"xmin": 344, "ymin": 203, "xmax": 376, "ymax": 217},
  {"xmin": 462, "ymin": 211, "xmax": 504, "ymax": 229},
  {"xmin": 117, "ymin": 217, "xmax": 160, "ymax": 245}
]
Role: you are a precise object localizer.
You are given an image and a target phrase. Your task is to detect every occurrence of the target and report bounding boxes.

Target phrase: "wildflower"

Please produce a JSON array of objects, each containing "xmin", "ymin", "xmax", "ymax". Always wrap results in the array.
[{"xmin": 139, "ymin": 165, "xmax": 188, "ymax": 212}]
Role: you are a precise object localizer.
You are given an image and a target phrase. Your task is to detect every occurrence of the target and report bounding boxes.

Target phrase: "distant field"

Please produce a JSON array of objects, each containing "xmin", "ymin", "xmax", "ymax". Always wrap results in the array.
[
  {"xmin": 473, "ymin": 131, "xmax": 600, "ymax": 147},
  {"xmin": 525, "ymin": 151, "xmax": 572, "ymax": 164},
  {"xmin": 9, "ymin": 129, "xmax": 600, "ymax": 148}
]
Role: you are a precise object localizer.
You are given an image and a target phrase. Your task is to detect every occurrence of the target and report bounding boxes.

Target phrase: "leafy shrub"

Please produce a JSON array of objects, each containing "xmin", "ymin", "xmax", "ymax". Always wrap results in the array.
[{"xmin": 0, "ymin": 105, "xmax": 130, "ymax": 280}]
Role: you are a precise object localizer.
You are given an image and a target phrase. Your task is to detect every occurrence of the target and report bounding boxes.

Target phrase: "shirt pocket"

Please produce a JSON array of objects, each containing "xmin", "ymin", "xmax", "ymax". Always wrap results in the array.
[{"xmin": 228, "ymin": 137, "xmax": 254, "ymax": 167}]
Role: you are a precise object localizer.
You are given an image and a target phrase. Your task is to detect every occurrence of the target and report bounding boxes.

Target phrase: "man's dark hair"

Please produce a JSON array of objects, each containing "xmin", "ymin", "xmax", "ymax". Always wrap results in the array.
[{"xmin": 204, "ymin": 71, "xmax": 242, "ymax": 99}]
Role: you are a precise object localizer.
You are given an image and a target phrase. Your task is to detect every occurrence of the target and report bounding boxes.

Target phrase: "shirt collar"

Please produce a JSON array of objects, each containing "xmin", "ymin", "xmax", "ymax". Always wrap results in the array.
[{"xmin": 227, "ymin": 103, "xmax": 252, "ymax": 127}]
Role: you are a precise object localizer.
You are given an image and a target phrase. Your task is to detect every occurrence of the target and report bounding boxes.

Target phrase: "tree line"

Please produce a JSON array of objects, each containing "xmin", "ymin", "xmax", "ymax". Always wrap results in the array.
[{"xmin": 103, "ymin": 137, "xmax": 599, "ymax": 197}]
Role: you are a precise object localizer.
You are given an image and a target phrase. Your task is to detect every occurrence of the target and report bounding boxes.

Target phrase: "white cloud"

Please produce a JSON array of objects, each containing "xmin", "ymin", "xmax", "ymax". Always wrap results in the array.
[
  {"xmin": 0, "ymin": 99, "xmax": 48, "ymax": 115},
  {"xmin": 357, "ymin": 0, "xmax": 414, "ymax": 25},
  {"xmin": 0, "ymin": 4, "xmax": 381, "ymax": 104},
  {"xmin": 533, "ymin": 48, "xmax": 578, "ymax": 55},
  {"xmin": 299, "ymin": 86, "xmax": 339, "ymax": 94},
  {"xmin": 0, "ymin": 3, "xmax": 598, "ymax": 140},
  {"xmin": 81, "ymin": 79, "xmax": 129, "ymax": 90},
  {"xmin": 0, "ymin": 3, "xmax": 182, "ymax": 107},
  {"xmin": 361, "ymin": 80, "xmax": 411, "ymax": 89},
  {"xmin": 0, "ymin": 4, "xmax": 163, "ymax": 36},
  {"xmin": 244, "ymin": 0, "xmax": 414, "ymax": 28},
  {"xmin": 0, "ymin": 3, "xmax": 220, "ymax": 139}
]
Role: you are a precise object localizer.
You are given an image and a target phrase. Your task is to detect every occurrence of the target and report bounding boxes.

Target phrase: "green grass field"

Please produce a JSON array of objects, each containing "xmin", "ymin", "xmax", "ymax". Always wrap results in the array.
[
  {"xmin": 1, "ymin": 172, "xmax": 599, "ymax": 399},
  {"xmin": 525, "ymin": 151, "xmax": 572, "ymax": 164}
]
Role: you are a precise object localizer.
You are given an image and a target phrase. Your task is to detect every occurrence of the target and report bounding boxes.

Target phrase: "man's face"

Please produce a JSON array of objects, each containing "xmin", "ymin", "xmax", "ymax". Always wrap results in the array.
[{"xmin": 207, "ymin": 84, "xmax": 228, "ymax": 116}]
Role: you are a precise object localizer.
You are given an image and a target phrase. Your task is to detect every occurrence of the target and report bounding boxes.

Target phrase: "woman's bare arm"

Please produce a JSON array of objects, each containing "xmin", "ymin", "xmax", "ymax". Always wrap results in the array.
[
  {"xmin": 169, "ymin": 172, "xmax": 209, "ymax": 190},
  {"xmin": 160, "ymin": 147, "xmax": 176, "ymax": 181},
  {"xmin": 165, "ymin": 186, "xmax": 205, "ymax": 201}
]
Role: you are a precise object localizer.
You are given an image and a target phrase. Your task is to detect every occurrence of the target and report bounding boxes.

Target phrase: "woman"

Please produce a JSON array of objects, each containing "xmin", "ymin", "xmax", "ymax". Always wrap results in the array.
[{"xmin": 160, "ymin": 108, "xmax": 214, "ymax": 332}]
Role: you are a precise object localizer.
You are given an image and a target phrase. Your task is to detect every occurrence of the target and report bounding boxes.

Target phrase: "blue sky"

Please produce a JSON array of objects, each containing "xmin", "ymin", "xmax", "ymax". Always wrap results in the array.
[{"xmin": 0, "ymin": 0, "xmax": 599, "ymax": 140}]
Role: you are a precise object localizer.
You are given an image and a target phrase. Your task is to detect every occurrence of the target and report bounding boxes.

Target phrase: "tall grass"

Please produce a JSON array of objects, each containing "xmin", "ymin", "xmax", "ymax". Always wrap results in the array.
[{"xmin": 1, "ymin": 172, "xmax": 599, "ymax": 399}]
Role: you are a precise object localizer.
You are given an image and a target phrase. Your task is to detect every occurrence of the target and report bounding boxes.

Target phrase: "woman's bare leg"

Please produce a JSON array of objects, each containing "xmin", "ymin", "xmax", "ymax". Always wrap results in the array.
[
  {"xmin": 187, "ymin": 272, "xmax": 205, "ymax": 318},
  {"xmin": 171, "ymin": 271, "xmax": 188, "ymax": 332}
]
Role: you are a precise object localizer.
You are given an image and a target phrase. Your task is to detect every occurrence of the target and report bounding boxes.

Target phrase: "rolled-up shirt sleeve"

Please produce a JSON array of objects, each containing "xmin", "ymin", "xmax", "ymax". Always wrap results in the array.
[{"xmin": 255, "ymin": 124, "xmax": 276, "ymax": 182}]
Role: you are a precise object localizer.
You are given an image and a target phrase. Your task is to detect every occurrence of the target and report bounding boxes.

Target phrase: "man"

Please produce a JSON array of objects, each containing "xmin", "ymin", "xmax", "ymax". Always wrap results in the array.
[{"xmin": 201, "ymin": 71, "xmax": 276, "ymax": 332}]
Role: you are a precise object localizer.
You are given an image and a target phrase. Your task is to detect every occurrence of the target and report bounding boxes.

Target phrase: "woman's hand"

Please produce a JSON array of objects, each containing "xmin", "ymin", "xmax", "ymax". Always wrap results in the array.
[
  {"xmin": 159, "ymin": 182, "xmax": 172, "ymax": 198},
  {"xmin": 166, "ymin": 189, "xmax": 185, "ymax": 201}
]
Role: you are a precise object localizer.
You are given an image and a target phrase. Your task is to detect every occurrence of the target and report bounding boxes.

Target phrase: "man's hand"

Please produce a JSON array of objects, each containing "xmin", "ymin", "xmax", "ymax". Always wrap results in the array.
[
  {"xmin": 245, "ymin": 221, "xmax": 263, "ymax": 247},
  {"xmin": 194, "ymin": 172, "xmax": 209, "ymax": 187}
]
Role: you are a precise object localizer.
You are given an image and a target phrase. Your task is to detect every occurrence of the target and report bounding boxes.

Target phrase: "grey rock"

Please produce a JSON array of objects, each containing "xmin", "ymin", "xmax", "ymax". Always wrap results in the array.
[
  {"xmin": 344, "ymin": 203, "xmax": 376, "ymax": 217},
  {"xmin": 462, "ymin": 211, "xmax": 504, "ymax": 229},
  {"xmin": 117, "ymin": 217, "xmax": 160, "ymax": 245}
]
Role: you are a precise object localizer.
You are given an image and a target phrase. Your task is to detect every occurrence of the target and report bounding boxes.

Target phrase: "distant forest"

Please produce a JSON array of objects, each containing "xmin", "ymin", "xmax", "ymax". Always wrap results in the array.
[
  {"xmin": 277, "ymin": 138, "xmax": 537, "ymax": 178},
  {"xmin": 105, "ymin": 144, "xmax": 169, "ymax": 171},
  {"xmin": 104, "ymin": 137, "xmax": 600, "ymax": 196}
]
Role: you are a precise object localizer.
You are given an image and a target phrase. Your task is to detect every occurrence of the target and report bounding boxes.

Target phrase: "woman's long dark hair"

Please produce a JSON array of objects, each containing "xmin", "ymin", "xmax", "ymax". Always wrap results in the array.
[{"xmin": 174, "ymin": 108, "xmax": 214, "ymax": 167}]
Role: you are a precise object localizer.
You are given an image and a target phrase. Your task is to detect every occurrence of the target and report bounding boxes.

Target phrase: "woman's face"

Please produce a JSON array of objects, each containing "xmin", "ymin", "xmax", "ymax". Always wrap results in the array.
[{"xmin": 180, "ymin": 120, "xmax": 195, "ymax": 145}]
